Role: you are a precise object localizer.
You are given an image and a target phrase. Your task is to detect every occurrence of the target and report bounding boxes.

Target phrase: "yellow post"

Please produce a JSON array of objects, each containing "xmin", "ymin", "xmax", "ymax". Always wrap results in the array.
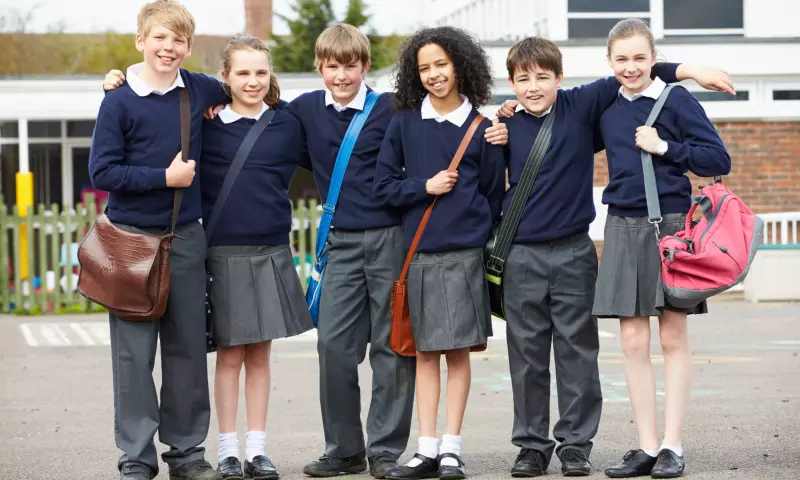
[{"xmin": 16, "ymin": 172, "xmax": 33, "ymax": 279}]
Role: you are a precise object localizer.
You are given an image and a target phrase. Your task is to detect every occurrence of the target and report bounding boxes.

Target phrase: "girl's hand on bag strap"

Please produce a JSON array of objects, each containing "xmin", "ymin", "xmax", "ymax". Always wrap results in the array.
[
  {"xmin": 103, "ymin": 70, "xmax": 125, "ymax": 91},
  {"xmin": 484, "ymin": 116, "xmax": 509, "ymax": 146},
  {"xmin": 635, "ymin": 126, "xmax": 664, "ymax": 155},
  {"xmin": 426, "ymin": 170, "xmax": 458, "ymax": 195}
]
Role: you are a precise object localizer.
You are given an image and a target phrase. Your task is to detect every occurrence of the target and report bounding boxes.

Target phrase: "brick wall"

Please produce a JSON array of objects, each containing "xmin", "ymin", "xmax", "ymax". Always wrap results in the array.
[{"xmin": 592, "ymin": 120, "xmax": 800, "ymax": 258}]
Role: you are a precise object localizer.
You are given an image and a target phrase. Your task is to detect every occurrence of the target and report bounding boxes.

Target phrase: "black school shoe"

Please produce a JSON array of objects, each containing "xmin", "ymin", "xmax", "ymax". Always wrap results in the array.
[
  {"xmin": 120, "ymin": 462, "xmax": 156, "ymax": 480},
  {"xmin": 559, "ymin": 448, "xmax": 592, "ymax": 476},
  {"xmin": 217, "ymin": 457, "xmax": 244, "ymax": 480},
  {"xmin": 369, "ymin": 452, "xmax": 400, "ymax": 479},
  {"xmin": 244, "ymin": 455, "xmax": 279, "ymax": 480},
  {"xmin": 169, "ymin": 459, "xmax": 223, "ymax": 480},
  {"xmin": 650, "ymin": 449, "xmax": 685, "ymax": 479},
  {"xmin": 303, "ymin": 453, "xmax": 367, "ymax": 477},
  {"xmin": 604, "ymin": 450, "xmax": 658, "ymax": 478},
  {"xmin": 511, "ymin": 449, "xmax": 548, "ymax": 477},
  {"xmin": 438, "ymin": 453, "xmax": 467, "ymax": 480},
  {"xmin": 384, "ymin": 454, "xmax": 439, "ymax": 480}
]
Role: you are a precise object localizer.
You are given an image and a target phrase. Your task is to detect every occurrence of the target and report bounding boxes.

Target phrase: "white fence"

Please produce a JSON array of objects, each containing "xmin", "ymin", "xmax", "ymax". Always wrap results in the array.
[{"xmin": 760, "ymin": 211, "xmax": 800, "ymax": 245}]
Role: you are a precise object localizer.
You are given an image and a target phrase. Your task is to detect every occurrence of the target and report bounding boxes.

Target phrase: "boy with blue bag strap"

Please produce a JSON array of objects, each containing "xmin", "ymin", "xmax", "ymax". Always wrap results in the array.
[{"xmin": 305, "ymin": 89, "xmax": 380, "ymax": 323}]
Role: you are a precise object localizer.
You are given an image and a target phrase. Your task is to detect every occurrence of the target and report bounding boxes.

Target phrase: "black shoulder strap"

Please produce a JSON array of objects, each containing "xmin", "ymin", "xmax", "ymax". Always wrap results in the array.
[
  {"xmin": 205, "ymin": 108, "xmax": 276, "ymax": 242},
  {"xmin": 171, "ymin": 88, "xmax": 191, "ymax": 233},
  {"xmin": 487, "ymin": 103, "xmax": 557, "ymax": 273}
]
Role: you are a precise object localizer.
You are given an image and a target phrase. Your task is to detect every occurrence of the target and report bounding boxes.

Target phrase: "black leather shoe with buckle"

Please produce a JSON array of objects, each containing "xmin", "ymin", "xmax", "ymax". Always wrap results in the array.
[
  {"xmin": 169, "ymin": 459, "xmax": 223, "ymax": 480},
  {"xmin": 369, "ymin": 452, "xmax": 399, "ymax": 479},
  {"xmin": 120, "ymin": 462, "xmax": 156, "ymax": 480},
  {"xmin": 650, "ymin": 449, "xmax": 684, "ymax": 479},
  {"xmin": 437, "ymin": 453, "xmax": 467, "ymax": 480},
  {"xmin": 604, "ymin": 450, "xmax": 658, "ymax": 478},
  {"xmin": 384, "ymin": 454, "xmax": 438, "ymax": 480},
  {"xmin": 217, "ymin": 457, "xmax": 243, "ymax": 480},
  {"xmin": 511, "ymin": 449, "xmax": 548, "ymax": 477},
  {"xmin": 302, "ymin": 454, "xmax": 367, "ymax": 477},
  {"xmin": 244, "ymin": 455, "xmax": 279, "ymax": 480},
  {"xmin": 559, "ymin": 448, "xmax": 592, "ymax": 477}
]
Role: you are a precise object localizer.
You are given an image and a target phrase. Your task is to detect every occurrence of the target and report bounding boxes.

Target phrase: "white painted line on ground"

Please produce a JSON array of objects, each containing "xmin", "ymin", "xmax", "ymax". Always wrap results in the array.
[
  {"xmin": 19, "ymin": 324, "xmax": 38, "ymax": 347},
  {"xmin": 70, "ymin": 323, "xmax": 96, "ymax": 346},
  {"xmin": 772, "ymin": 340, "xmax": 800, "ymax": 345},
  {"xmin": 40, "ymin": 324, "xmax": 69, "ymax": 346}
]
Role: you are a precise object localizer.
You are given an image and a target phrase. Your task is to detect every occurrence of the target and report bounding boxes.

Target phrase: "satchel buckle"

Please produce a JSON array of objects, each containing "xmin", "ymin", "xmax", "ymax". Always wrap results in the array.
[
  {"xmin": 648, "ymin": 217, "xmax": 662, "ymax": 241},
  {"xmin": 486, "ymin": 255, "xmax": 505, "ymax": 276},
  {"xmin": 322, "ymin": 203, "xmax": 335, "ymax": 215}
]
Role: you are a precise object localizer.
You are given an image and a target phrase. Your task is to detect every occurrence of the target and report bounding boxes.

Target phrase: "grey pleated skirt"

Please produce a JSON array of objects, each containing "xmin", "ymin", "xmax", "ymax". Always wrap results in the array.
[
  {"xmin": 207, "ymin": 245, "xmax": 314, "ymax": 347},
  {"xmin": 407, "ymin": 248, "xmax": 493, "ymax": 352},
  {"xmin": 593, "ymin": 213, "xmax": 707, "ymax": 318}
]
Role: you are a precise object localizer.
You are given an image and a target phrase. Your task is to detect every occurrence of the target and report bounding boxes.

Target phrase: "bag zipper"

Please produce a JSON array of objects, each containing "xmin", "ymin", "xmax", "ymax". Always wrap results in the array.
[
  {"xmin": 713, "ymin": 242, "xmax": 742, "ymax": 271},
  {"xmin": 698, "ymin": 193, "xmax": 730, "ymax": 247}
]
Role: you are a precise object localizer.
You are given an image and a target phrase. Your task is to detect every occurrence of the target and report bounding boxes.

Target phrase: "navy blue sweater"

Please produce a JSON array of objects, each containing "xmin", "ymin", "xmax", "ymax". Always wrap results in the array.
[
  {"xmin": 89, "ymin": 69, "xmax": 229, "ymax": 228},
  {"xmin": 374, "ymin": 108, "xmax": 505, "ymax": 253},
  {"xmin": 600, "ymin": 85, "xmax": 731, "ymax": 217},
  {"xmin": 503, "ymin": 65, "xmax": 680, "ymax": 244},
  {"xmin": 287, "ymin": 88, "xmax": 401, "ymax": 230},
  {"xmin": 200, "ymin": 100, "xmax": 309, "ymax": 247}
]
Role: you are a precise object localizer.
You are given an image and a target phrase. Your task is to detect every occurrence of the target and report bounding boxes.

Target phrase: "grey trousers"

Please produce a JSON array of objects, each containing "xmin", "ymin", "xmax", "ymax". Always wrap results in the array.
[
  {"xmin": 317, "ymin": 226, "xmax": 416, "ymax": 459},
  {"xmin": 109, "ymin": 220, "xmax": 210, "ymax": 474},
  {"xmin": 503, "ymin": 232, "xmax": 602, "ymax": 463}
]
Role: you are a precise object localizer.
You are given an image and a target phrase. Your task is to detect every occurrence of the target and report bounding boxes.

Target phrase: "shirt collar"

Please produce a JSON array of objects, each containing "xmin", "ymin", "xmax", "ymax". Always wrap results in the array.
[
  {"xmin": 218, "ymin": 103, "xmax": 270, "ymax": 124},
  {"xmin": 420, "ymin": 94, "xmax": 473, "ymax": 127},
  {"xmin": 325, "ymin": 81, "xmax": 368, "ymax": 112},
  {"xmin": 515, "ymin": 102, "xmax": 553, "ymax": 118},
  {"xmin": 125, "ymin": 62, "xmax": 185, "ymax": 97},
  {"xmin": 619, "ymin": 76, "xmax": 666, "ymax": 101}
]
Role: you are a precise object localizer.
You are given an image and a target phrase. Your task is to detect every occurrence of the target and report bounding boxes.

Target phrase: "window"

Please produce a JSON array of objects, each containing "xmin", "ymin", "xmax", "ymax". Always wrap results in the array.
[
  {"xmin": 773, "ymin": 90, "xmax": 800, "ymax": 101},
  {"xmin": 490, "ymin": 94, "xmax": 519, "ymax": 105},
  {"xmin": 691, "ymin": 91, "xmax": 749, "ymax": 102},
  {"xmin": 568, "ymin": 0, "xmax": 649, "ymax": 13},
  {"xmin": 0, "ymin": 122, "xmax": 19, "ymax": 138},
  {"xmin": 29, "ymin": 121, "xmax": 62, "ymax": 138},
  {"xmin": 664, "ymin": 0, "xmax": 743, "ymax": 35},
  {"xmin": 569, "ymin": 17, "xmax": 648, "ymax": 38},
  {"xmin": 1, "ymin": 144, "xmax": 19, "ymax": 208},
  {"xmin": 67, "ymin": 120, "xmax": 96, "ymax": 138}
]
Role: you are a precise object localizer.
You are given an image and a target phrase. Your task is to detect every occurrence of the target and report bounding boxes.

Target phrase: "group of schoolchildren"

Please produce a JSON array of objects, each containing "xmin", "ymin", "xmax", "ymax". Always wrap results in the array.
[{"xmin": 91, "ymin": 1, "xmax": 735, "ymax": 480}]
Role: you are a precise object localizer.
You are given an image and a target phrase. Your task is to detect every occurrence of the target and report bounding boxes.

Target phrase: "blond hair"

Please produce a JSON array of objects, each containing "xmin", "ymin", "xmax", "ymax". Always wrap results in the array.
[
  {"xmin": 314, "ymin": 24, "xmax": 371, "ymax": 70},
  {"xmin": 221, "ymin": 34, "xmax": 281, "ymax": 109},
  {"xmin": 137, "ymin": 0, "xmax": 196, "ymax": 46},
  {"xmin": 607, "ymin": 18, "xmax": 655, "ymax": 56}
]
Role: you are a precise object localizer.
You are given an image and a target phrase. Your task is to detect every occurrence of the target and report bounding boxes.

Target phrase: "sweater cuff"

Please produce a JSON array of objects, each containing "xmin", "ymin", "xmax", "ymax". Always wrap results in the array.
[
  {"xmin": 661, "ymin": 140, "xmax": 684, "ymax": 163},
  {"xmin": 149, "ymin": 168, "xmax": 168, "ymax": 190},
  {"xmin": 412, "ymin": 177, "xmax": 431, "ymax": 201}
]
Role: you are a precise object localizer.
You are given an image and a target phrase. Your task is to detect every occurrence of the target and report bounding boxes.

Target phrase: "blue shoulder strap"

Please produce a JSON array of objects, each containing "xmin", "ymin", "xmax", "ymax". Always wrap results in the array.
[{"xmin": 313, "ymin": 90, "xmax": 380, "ymax": 256}]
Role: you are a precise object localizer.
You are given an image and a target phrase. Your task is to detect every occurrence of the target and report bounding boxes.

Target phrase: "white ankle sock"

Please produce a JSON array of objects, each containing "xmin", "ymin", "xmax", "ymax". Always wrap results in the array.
[
  {"xmin": 643, "ymin": 449, "xmax": 659, "ymax": 457},
  {"xmin": 245, "ymin": 431, "xmax": 267, "ymax": 463},
  {"xmin": 407, "ymin": 437, "xmax": 439, "ymax": 467},
  {"xmin": 439, "ymin": 434, "xmax": 462, "ymax": 467},
  {"xmin": 218, "ymin": 432, "xmax": 239, "ymax": 461},
  {"xmin": 660, "ymin": 444, "xmax": 683, "ymax": 457}
]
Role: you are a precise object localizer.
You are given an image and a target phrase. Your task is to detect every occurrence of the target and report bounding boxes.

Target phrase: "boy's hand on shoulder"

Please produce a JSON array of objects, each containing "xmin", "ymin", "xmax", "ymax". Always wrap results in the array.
[
  {"xmin": 165, "ymin": 151, "xmax": 196, "ymax": 188},
  {"xmin": 484, "ymin": 117, "xmax": 508, "ymax": 145},
  {"xmin": 635, "ymin": 126, "xmax": 664, "ymax": 155},
  {"xmin": 426, "ymin": 170, "xmax": 458, "ymax": 195},
  {"xmin": 103, "ymin": 70, "xmax": 125, "ymax": 91},
  {"xmin": 687, "ymin": 66, "xmax": 736, "ymax": 95},
  {"xmin": 496, "ymin": 100, "xmax": 519, "ymax": 119},
  {"xmin": 204, "ymin": 105, "xmax": 225, "ymax": 120}
]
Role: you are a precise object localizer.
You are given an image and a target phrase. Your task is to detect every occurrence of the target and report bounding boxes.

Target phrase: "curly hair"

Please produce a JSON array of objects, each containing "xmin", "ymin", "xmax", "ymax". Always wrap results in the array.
[{"xmin": 392, "ymin": 26, "xmax": 494, "ymax": 110}]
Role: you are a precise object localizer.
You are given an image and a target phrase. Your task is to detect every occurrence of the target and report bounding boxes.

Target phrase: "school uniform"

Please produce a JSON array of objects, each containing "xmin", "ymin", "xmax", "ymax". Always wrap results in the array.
[
  {"xmin": 593, "ymin": 78, "xmax": 732, "ymax": 318},
  {"xmin": 373, "ymin": 95, "xmax": 505, "ymax": 352},
  {"xmin": 499, "ymin": 70, "xmax": 678, "ymax": 465},
  {"xmin": 286, "ymin": 83, "xmax": 416, "ymax": 462},
  {"xmin": 89, "ymin": 64, "xmax": 230, "ymax": 475},
  {"xmin": 200, "ymin": 101, "xmax": 314, "ymax": 347}
]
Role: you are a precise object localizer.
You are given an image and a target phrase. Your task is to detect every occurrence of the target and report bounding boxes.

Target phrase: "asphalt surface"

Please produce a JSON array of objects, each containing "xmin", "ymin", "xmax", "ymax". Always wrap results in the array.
[{"xmin": 1, "ymin": 298, "xmax": 798, "ymax": 479}]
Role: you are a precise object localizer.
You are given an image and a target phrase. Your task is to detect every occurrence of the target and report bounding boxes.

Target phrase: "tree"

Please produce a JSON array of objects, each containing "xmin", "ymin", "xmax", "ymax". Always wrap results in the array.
[
  {"xmin": 271, "ymin": 0, "xmax": 337, "ymax": 72},
  {"xmin": 342, "ymin": 0, "xmax": 368, "ymax": 29}
]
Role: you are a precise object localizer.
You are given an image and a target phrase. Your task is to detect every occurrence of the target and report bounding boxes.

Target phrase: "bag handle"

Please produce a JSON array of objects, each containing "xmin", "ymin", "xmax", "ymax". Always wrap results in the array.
[
  {"xmin": 205, "ymin": 109, "xmax": 276, "ymax": 242},
  {"xmin": 640, "ymin": 84, "xmax": 675, "ymax": 238},
  {"xmin": 171, "ymin": 87, "xmax": 191, "ymax": 234},
  {"xmin": 486, "ymin": 102, "xmax": 556, "ymax": 275},
  {"xmin": 397, "ymin": 114, "xmax": 485, "ymax": 283}
]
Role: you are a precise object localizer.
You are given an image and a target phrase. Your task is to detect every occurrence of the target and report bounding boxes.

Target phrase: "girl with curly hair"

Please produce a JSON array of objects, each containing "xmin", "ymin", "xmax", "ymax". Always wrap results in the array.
[{"xmin": 373, "ymin": 26, "xmax": 506, "ymax": 480}]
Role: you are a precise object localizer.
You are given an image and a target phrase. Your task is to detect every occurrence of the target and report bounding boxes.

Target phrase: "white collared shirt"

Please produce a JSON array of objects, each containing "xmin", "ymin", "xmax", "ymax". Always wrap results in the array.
[
  {"xmin": 515, "ymin": 103, "xmax": 553, "ymax": 118},
  {"xmin": 218, "ymin": 103, "xmax": 270, "ymax": 124},
  {"xmin": 420, "ymin": 94, "xmax": 473, "ymax": 127},
  {"xmin": 125, "ymin": 62, "xmax": 184, "ymax": 97},
  {"xmin": 619, "ymin": 76, "xmax": 666, "ymax": 101},
  {"xmin": 325, "ymin": 81, "xmax": 368, "ymax": 112}
]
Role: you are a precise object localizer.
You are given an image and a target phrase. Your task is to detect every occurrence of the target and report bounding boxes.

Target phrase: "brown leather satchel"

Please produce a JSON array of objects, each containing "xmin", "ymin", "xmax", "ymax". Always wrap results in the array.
[
  {"xmin": 77, "ymin": 89, "xmax": 191, "ymax": 321},
  {"xmin": 390, "ymin": 114, "xmax": 489, "ymax": 357}
]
